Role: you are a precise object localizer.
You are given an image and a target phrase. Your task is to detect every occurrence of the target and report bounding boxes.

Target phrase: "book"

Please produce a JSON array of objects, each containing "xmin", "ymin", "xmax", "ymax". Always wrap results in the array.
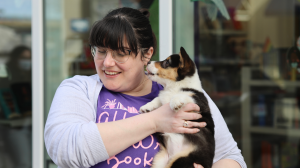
[
  {"xmin": 280, "ymin": 141, "xmax": 298, "ymax": 168},
  {"xmin": 253, "ymin": 95, "xmax": 267, "ymax": 126},
  {"xmin": 261, "ymin": 141, "xmax": 272, "ymax": 168},
  {"xmin": 272, "ymin": 144, "xmax": 280, "ymax": 168}
]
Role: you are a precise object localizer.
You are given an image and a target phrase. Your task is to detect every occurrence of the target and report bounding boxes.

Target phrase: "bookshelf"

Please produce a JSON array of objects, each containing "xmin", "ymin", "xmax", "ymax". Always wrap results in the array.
[{"xmin": 241, "ymin": 67, "xmax": 300, "ymax": 168}]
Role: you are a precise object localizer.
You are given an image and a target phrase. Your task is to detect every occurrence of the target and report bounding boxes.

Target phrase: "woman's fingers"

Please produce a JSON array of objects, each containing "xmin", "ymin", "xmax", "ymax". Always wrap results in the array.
[
  {"xmin": 150, "ymin": 103, "xmax": 207, "ymax": 134},
  {"xmin": 178, "ymin": 121, "xmax": 206, "ymax": 133},
  {"xmin": 182, "ymin": 120, "xmax": 207, "ymax": 128},
  {"xmin": 199, "ymin": 122, "xmax": 207, "ymax": 127},
  {"xmin": 180, "ymin": 103, "xmax": 200, "ymax": 112},
  {"xmin": 176, "ymin": 103, "xmax": 207, "ymax": 129},
  {"xmin": 176, "ymin": 103, "xmax": 201, "ymax": 120},
  {"xmin": 194, "ymin": 163, "xmax": 204, "ymax": 168},
  {"xmin": 177, "ymin": 111, "xmax": 202, "ymax": 121},
  {"xmin": 179, "ymin": 127, "xmax": 200, "ymax": 134}
]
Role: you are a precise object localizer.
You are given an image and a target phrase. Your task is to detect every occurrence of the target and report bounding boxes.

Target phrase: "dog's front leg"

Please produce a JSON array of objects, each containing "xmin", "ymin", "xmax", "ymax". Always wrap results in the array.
[
  {"xmin": 139, "ymin": 97, "xmax": 162, "ymax": 113},
  {"xmin": 170, "ymin": 94, "xmax": 194, "ymax": 112}
]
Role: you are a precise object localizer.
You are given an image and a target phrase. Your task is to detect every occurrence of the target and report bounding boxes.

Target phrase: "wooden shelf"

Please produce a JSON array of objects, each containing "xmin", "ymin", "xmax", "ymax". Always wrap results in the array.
[{"xmin": 249, "ymin": 126, "xmax": 300, "ymax": 137}]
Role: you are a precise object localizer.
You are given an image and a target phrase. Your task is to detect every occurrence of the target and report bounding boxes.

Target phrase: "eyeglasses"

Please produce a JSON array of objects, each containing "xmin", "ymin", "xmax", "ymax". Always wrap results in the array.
[{"xmin": 90, "ymin": 46, "xmax": 132, "ymax": 64}]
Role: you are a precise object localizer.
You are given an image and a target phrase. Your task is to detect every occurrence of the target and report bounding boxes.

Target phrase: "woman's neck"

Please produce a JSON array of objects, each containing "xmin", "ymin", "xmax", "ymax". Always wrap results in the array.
[{"xmin": 121, "ymin": 74, "xmax": 152, "ymax": 97}]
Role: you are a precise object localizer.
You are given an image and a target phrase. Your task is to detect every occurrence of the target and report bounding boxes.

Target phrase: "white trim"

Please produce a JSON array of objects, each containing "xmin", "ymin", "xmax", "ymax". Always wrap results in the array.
[
  {"xmin": 32, "ymin": 0, "xmax": 44, "ymax": 168},
  {"xmin": 159, "ymin": 0, "xmax": 173, "ymax": 61}
]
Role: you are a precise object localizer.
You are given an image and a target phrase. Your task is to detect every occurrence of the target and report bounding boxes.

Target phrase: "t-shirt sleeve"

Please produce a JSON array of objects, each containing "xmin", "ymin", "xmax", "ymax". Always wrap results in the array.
[
  {"xmin": 44, "ymin": 76, "xmax": 109, "ymax": 168},
  {"xmin": 203, "ymin": 90, "xmax": 247, "ymax": 168}
]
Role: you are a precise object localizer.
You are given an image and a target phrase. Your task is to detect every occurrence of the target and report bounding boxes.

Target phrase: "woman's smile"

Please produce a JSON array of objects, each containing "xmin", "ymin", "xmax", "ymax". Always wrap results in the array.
[{"xmin": 103, "ymin": 70, "xmax": 121, "ymax": 77}]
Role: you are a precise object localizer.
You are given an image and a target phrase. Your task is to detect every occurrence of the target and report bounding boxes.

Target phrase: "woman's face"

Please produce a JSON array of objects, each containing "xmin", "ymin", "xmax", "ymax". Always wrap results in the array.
[
  {"xmin": 94, "ymin": 45, "xmax": 149, "ymax": 93},
  {"xmin": 18, "ymin": 50, "xmax": 32, "ymax": 71}
]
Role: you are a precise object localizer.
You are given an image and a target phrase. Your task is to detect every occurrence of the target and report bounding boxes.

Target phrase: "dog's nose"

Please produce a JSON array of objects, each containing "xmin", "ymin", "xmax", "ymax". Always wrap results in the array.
[{"xmin": 147, "ymin": 61, "xmax": 151, "ymax": 65}]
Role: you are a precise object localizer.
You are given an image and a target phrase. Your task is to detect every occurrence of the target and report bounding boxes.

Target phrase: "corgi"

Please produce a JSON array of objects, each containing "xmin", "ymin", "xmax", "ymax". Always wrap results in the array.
[{"xmin": 140, "ymin": 47, "xmax": 215, "ymax": 168}]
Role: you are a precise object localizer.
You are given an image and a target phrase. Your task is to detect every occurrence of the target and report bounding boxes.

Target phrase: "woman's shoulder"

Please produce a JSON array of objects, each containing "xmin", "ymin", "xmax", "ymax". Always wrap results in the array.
[
  {"xmin": 61, "ymin": 74, "xmax": 100, "ymax": 85},
  {"xmin": 56, "ymin": 74, "xmax": 102, "ymax": 102},
  {"xmin": 59, "ymin": 74, "xmax": 102, "ymax": 92}
]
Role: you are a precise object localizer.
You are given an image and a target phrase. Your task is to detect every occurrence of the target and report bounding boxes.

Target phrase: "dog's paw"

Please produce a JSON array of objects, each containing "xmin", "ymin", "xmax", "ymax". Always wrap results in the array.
[
  {"xmin": 170, "ymin": 96, "xmax": 194, "ymax": 112},
  {"xmin": 139, "ymin": 103, "xmax": 155, "ymax": 113},
  {"xmin": 170, "ymin": 100, "xmax": 185, "ymax": 112}
]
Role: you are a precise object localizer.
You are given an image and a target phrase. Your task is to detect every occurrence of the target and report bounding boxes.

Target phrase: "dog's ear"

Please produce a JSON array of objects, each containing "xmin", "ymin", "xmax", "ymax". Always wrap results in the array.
[{"xmin": 179, "ymin": 47, "xmax": 193, "ymax": 68}]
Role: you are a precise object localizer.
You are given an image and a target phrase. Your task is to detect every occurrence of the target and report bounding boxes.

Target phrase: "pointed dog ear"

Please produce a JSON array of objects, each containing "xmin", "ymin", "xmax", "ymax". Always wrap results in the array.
[{"xmin": 179, "ymin": 47, "xmax": 193, "ymax": 68}]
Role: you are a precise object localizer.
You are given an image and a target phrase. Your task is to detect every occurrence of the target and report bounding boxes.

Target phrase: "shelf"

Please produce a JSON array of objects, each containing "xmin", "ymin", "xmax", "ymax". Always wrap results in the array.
[
  {"xmin": 248, "ymin": 80, "xmax": 300, "ymax": 88},
  {"xmin": 200, "ymin": 30, "xmax": 246, "ymax": 36},
  {"xmin": 199, "ymin": 59, "xmax": 259, "ymax": 65},
  {"xmin": 0, "ymin": 20, "xmax": 31, "ymax": 29},
  {"xmin": 73, "ymin": 69, "xmax": 97, "ymax": 75},
  {"xmin": 0, "ymin": 117, "xmax": 32, "ymax": 127},
  {"xmin": 249, "ymin": 126, "xmax": 300, "ymax": 137},
  {"xmin": 242, "ymin": 66, "xmax": 300, "ymax": 168}
]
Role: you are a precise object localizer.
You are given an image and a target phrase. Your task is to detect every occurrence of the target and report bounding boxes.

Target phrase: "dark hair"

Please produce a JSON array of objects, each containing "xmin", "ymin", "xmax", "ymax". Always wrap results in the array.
[
  {"xmin": 7, "ymin": 45, "xmax": 31, "ymax": 67},
  {"xmin": 89, "ymin": 7, "xmax": 157, "ymax": 57},
  {"xmin": 286, "ymin": 46, "xmax": 300, "ymax": 60}
]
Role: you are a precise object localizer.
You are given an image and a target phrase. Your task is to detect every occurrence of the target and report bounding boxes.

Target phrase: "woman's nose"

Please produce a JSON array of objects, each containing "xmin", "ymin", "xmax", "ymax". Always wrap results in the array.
[{"xmin": 103, "ymin": 51, "xmax": 115, "ymax": 67}]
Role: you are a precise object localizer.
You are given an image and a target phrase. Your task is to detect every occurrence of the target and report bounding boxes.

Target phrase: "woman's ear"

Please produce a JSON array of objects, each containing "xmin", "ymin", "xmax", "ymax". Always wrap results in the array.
[{"xmin": 142, "ymin": 47, "xmax": 154, "ymax": 66}]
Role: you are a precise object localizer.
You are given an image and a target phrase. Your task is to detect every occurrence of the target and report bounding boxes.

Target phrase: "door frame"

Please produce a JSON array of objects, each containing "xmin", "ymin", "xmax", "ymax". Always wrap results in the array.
[{"xmin": 32, "ymin": 0, "xmax": 44, "ymax": 167}]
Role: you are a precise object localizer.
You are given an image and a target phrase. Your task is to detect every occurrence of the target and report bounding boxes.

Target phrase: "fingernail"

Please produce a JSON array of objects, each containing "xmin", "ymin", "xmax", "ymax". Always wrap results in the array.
[{"xmin": 203, "ymin": 123, "xmax": 207, "ymax": 127}]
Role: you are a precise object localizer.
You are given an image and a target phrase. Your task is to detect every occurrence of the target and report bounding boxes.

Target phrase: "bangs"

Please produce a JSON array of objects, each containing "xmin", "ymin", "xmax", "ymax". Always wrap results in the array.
[{"xmin": 89, "ymin": 16, "xmax": 138, "ymax": 54}]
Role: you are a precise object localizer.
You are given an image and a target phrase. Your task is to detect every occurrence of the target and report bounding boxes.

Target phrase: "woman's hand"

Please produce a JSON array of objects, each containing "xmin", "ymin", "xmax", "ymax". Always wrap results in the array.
[
  {"xmin": 194, "ymin": 163, "xmax": 204, "ymax": 168},
  {"xmin": 149, "ymin": 103, "xmax": 207, "ymax": 134}
]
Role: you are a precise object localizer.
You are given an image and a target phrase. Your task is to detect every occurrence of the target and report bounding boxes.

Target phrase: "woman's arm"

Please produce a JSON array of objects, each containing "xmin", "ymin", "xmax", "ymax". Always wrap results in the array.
[
  {"xmin": 194, "ymin": 159, "xmax": 242, "ymax": 168},
  {"xmin": 44, "ymin": 77, "xmax": 107, "ymax": 168},
  {"xmin": 212, "ymin": 159, "xmax": 242, "ymax": 168},
  {"xmin": 98, "ymin": 102, "xmax": 204, "ymax": 157}
]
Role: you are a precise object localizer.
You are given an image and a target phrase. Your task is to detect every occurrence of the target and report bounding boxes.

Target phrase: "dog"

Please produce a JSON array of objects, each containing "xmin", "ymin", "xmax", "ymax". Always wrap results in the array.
[{"xmin": 139, "ymin": 47, "xmax": 215, "ymax": 168}]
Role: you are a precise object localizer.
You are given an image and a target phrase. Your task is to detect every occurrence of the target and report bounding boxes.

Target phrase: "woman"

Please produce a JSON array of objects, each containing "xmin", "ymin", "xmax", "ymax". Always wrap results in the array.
[
  {"xmin": 6, "ymin": 45, "xmax": 32, "ymax": 84},
  {"xmin": 1, "ymin": 45, "xmax": 32, "ymax": 168},
  {"xmin": 44, "ymin": 7, "xmax": 246, "ymax": 168}
]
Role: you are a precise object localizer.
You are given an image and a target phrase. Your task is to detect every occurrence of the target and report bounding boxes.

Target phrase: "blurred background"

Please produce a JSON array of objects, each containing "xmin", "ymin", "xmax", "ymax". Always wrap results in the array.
[{"xmin": 0, "ymin": 0, "xmax": 300, "ymax": 167}]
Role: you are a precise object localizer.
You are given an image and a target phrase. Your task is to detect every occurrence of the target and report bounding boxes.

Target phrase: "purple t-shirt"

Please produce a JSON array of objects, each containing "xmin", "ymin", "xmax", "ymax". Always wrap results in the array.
[{"xmin": 92, "ymin": 81, "xmax": 163, "ymax": 168}]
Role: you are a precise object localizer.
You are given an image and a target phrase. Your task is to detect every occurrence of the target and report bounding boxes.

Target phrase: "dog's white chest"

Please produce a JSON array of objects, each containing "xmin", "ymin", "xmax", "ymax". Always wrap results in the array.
[
  {"xmin": 158, "ymin": 90, "xmax": 179, "ymax": 105},
  {"xmin": 163, "ymin": 133, "xmax": 192, "ymax": 159}
]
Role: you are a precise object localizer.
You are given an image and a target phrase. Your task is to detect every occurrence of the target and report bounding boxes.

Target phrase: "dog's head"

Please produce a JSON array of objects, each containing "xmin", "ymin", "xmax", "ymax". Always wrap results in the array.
[{"xmin": 146, "ymin": 47, "xmax": 196, "ymax": 87}]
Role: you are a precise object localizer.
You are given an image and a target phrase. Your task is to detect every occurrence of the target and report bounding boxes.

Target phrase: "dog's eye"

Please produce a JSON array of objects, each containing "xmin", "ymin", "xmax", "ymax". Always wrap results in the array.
[{"xmin": 162, "ymin": 60, "xmax": 169, "ymax": 68}]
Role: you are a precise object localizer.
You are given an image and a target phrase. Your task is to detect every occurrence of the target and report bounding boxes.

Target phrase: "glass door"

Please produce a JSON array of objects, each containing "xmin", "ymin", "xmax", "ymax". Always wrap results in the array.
[
  {"xmin": 0, "ymin": 0, "xmax": 33, "ymax": 168},
  {"xmin": 173, "ymin": 0, "xmax": 300, "ymax": 167}
]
